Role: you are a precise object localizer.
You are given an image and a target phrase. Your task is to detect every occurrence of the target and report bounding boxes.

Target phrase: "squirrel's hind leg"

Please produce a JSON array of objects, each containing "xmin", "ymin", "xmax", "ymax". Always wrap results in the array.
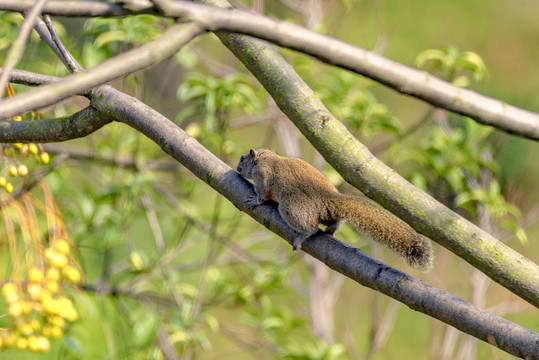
[
  {"xmin": 278, "ymin": 203, "xmax": 319, "ymax": 251},
  {"xmin": 324, "ymin": 220, "xmax": 342, "ymax": 235},
  {"xmin": 292, "ymin": 227, "xmax": 318, "ymax": 251}
]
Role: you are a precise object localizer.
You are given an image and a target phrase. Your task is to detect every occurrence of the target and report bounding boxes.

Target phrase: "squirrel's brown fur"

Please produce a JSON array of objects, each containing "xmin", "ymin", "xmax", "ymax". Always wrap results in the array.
[{"xmin": 237, "ymin": 148, "xmax": 433, "ymax": 271}]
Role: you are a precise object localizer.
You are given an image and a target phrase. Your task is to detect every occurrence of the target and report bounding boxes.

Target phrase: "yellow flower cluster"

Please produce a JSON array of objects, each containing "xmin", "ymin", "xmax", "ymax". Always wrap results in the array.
[
  {"xmin": 0, "ymin": 239, "xmax": 81, "ymax": 352},
  {"xmin": 0, "ymin": 140, "xmax": 50, "ymax": 194}
]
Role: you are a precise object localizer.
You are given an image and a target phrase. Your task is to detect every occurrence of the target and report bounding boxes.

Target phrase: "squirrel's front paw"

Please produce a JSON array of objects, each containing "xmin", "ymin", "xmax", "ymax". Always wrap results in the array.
[
  {"xmin": 245, "ymin": 194, "xmax": 262, "ymax": 209},
  {"xmin": 292, "ymin": 235, "xmax": 307, "ymax": 251}
]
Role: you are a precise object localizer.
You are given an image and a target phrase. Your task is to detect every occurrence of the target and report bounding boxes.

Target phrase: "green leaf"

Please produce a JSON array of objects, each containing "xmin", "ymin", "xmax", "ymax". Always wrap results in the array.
[
  {"xmin": 515, "ymin": 228, "xmax": 528, "ymax": 245},
  {"xmin": 416, "ymin": 49, "xmax": 445, "ymax": 68},
  {"xmin": 452, "ymin": 75, "xmax": 471, "ymax": 87},
  {"xmin": 94, "ymin": 30, "xmax": 127, "ymax": 48},
  {"xmin": 133, "ymin": 313, "xmax": 161, "ymax": 349},
  {"xmin": 459, "ymin": 51, "xmax": 489, "ymax": 81},
  {"xmin": 410, "ymin": 172, "xmax": 428, "ymax": 191},
  {"xmin": 204, "ymin": 315, "xmax": 220, "ymax": 332},
  {"xmin": 262, "ymin": 316, "xmax": 284, "ymax": 330},
  {"xmin": 177, "ymin": 283, "xmax": 199, "ymax": 298},
  {"xmin": 82, "ymin": 41, "xmax": 108, "ymax": 68}
]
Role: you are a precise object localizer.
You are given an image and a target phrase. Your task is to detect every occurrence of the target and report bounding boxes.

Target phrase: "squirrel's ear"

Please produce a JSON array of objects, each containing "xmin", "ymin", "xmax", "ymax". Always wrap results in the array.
[{"xmin": 250, "ymin": 149, "xmax": 257, "ymax": 157}]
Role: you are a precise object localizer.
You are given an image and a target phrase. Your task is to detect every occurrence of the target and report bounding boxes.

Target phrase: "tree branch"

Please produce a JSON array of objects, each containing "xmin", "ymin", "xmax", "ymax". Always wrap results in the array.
[
  {"xmin": 0, "ymin": 22, "xmax": 205, "ymax": 119},
  {"xmin": 156, "ymin": 0, "xmax": 538, "ymax": 141},
  {"xmin": 3, "ymin": 1, "xmax": 538, "ymax": 308},
  {"xmin": 3, "ymin": 0, "xmax": 537, "ymax": 139},
  {"xmin": 42, "ymin": 14, "xmax": 83, "ymax": 72},
  {"xmin": 0, "ymin": 0, "xmax": 49, "ymax": 99},
  {"xmin": 85, "ymin": 85, "xmax": 538, "ymax": 359},
  {"xmin": 194, "ymin": 0, "xmax": 539, "ymax": 308},
  {"xmin": 1, "ymin": 69, "xmax": 61, "ymax": 88},
  {"xmin": 42, "ymin": 143, "xmax": 183, "ymax": 172},
  {"xmin": 0, "ymin": 0, "xmax": 155, "ymax": 17},
  {"xmin": 0, "ymin": 106, "xmax": 110, "ymax": 143},
  {"xmin": 3, "ymin": 28, "xmax": 536, "ymax": 357},
  {"xmin": 2, "ymin": 71, "xmax": 109, "ymax": 143}
]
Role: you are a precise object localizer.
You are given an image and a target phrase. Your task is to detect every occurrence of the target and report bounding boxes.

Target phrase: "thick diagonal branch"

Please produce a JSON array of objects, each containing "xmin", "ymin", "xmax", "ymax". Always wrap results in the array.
[
  {"xmin": 3, "ymin": 64, "xmax": 537, "ymax": 360},
  {"xmin": 87, "ymin": 85, "xmax": 538, "ymax": 359},
  {"xmin": 190, "ymin": 0, "xmax": 539, "ymax": 308},
  {"xmin": 3, "ymin": 2, "xmax": 538, "ymax": 307}
]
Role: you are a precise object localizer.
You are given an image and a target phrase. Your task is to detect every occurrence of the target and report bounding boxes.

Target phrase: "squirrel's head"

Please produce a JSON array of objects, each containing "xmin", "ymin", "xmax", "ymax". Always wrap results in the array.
[
  {"xmin": 237, "ymin": 148, "xmax": 276, "ymax": 178},
  {"xmin": 237, "ymin": 149, "xmax": 259, "ymax": 178}
]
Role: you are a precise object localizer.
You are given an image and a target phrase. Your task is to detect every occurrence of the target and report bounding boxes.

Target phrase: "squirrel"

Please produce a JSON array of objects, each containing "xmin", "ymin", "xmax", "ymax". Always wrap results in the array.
[{"xmin": 237, "ymin": 148, "xmax": 433, "ymax": 271}]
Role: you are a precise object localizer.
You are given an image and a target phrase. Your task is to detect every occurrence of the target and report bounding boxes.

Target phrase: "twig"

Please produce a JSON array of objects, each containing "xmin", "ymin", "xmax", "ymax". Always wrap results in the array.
[
  {"xmin": 42, "ymin": 143, "xmax": 183, "ymax": 172},
  {"xmin": 370, "ymin": 107, "xmax": 434, "ymax": 154},
  {"xmin": 2, "ymin": 0, "xmax": 539, "ymax": 139},
  {"xmin": 2, "ymin": 0, "xmax": 155, "ymax": 17},
  {"xmin": 141, "ymin": 191, "xmax": 166, "ymax": 252},
  {"xmin": 0, "ymin": 153, "xmax": 68, "ymax": 207},
  {"xmin": 32, "ymin": 16, "xmax": 69, "ymax": 66},
  {"xmin": 43, "ymin": 14, "xmax": 83, "ymax": 72},
  {"xmin": 0, "ymin": 22, "xmax": 205, "ymax": 119},
  {"xmin": 0, "ymin": 0, "xmax": 49, "ymax": 100},
  {"xmin": 153, "ymin": 0, "xmax": 539, "ymax": 140},
  {"xmin": 152, "ymin": 182, "xmax": 258, "ymax": 263}
]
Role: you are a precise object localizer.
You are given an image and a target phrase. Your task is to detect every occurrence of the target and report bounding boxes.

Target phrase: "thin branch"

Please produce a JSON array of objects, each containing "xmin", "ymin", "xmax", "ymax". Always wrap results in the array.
[
  {"xmin": 2, "ymin": 69, "xmax": 61, "ymax": 88},
  {"xmin": 3, "ymin": 1, "xmax": 538, "ymax": 138},
  {"xmin": 43, "ymin": 14, "xmax": 83, "ymax": 72},
  {"xmin": 32, "ymin": 16, "xmax": 69, "ymax": 66},
  {"xmin": 0, "ymin": 0, "xmax": 49, "ymax": 99},
  {"xmin": 42, "ymin": 143, "xmax": 184, "ymax": 172},
  {"xmin": 1, "ymin": 0, "xmax": 156, "ymax": 17},
  {"xmin": 2, "ymin": 70, "xmax": 111, "ymax": 144},
  {"xmin": 195, "ymin": 0, "xmax": 539, "ymax": 308},
  {"xmin": 157, "ymin": 326, "xmax": 181, "ymax": 360},
  {"xmin": 152, "ymin": 182, "xmax": 259, "ymax": 264},
  {"xmin": 154, "ymin": 0, "xmax": 539, "ymax": 140},
  {"xmin": 0, "ymin": 22, "xmax": 205, "ymax": 119},
  {"xmin": 370, "ymin": 107, "xmax": 434, "ymax": 154},
  {"xmin": 0, "ymin": 153, "xmax": 68, "ymax": 207},
  {"xmin": 85, "ymin": 84, "xmax": 539, "ymax": 359}
]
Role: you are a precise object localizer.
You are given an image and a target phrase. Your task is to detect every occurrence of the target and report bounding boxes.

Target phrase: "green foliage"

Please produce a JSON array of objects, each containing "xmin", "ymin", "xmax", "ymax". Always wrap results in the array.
[
  {"xmin": 177, "ymin": 72, "xmax": 262, "ymax": 154},
  {"xmin": 0, "ymin": 12, "xmax": 22, "ymax": 52},
  {"xmin": 1, "ymin": 2, "xmax": 537, "ymax": 359},
  {"xmin": 298, "ymin": 62, "xmax": 401, "ymax": 138},
  {"xmin": 82, "ymin": 15, "xmax": 169, "ymax": 67},
  {"xmin": 416, "ymin": 45, "xmax": 489, "ymax": 86},
  {"xmin": 403, "ymin": 117, "xmax": 526, "ymax": 242},
  {"xmin": 0, "ymin": 12, "xmax": 68, "ymax": 76},
  {"xmin": 404, "ymin": 117, "xmax": 495, "ymax": 193},
  {"xmin": 321, "ymin": 72, "xmax": 401, "ymax": 138},
  {"xmin": 282, "ymin": 343, "xmax": 345, "ymax": 360},
  {"xmin": 404, "ymin": 47, "xmax": 526, "ymax": 244}
]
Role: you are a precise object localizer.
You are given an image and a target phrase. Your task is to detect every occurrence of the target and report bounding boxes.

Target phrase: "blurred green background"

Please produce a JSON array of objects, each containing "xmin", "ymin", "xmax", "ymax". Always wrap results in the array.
[{"xmin": 0, "ymin": 0, "xmax": 537, "ymax": 359}]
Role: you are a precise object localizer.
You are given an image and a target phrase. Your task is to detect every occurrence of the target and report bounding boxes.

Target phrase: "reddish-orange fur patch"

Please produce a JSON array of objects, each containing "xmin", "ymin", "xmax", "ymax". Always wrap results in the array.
[{"xmin": 265, "ymin": 190, "xmax": 277, "ymax": 201}]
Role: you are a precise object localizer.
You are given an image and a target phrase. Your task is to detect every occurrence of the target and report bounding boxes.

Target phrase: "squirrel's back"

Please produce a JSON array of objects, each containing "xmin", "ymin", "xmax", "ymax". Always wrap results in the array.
[{"xmin": 255, "ymin": 150, "xmax": 338, "ymax": 200}]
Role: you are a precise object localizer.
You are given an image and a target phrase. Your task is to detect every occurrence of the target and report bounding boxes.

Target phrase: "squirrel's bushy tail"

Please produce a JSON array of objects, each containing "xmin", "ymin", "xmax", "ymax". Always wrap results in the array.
[{"xmin": 332, "ymin": 195, "xmax": 433, "ymax": 271}]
